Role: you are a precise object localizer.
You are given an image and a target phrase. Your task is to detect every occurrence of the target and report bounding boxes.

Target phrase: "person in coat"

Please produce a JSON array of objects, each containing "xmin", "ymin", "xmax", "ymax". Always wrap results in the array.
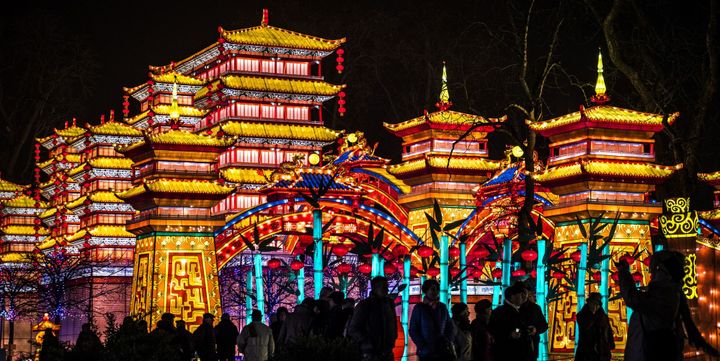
[
  {"xmin": 238, "ymin": 309, "xmax": 275, "ymax": 361},
  {"xmin": 519, "ymin": 285, "xmax": 549, "ymax": 361},
  {"xmin": 451, "ymin": 302, "xmax": 473, "ymax": 361},
  {"xmin": 192, "ymin": 313, "xmax": 217, "ymax": 361},
  {"xmin": 488, "ymin": 284, "xmax": 533, "ymax": 361},
  {"xmin": 215, "ymin": 313, "xmax": 239, "ymax": 361},
  {"xmin": 277, "ymin": 298, "xmax": 316, "ymax": 346},
  {"xmin": 618, "ymin": 250, "xmax": 718, "ymax": 361},
  {"xmin": 409, "ymin": 279, "xmax": 456, "ymax": 361},
  {"xmin": 471, "ymin": 299, "xmax": 492, "ymax": 361},
  {"xmin": 575, "ymin": 292, "xmax": 614, "ymax": 361},
  {"xmin": 174, "ymin": 320, "xmax": 195, "ymax": 361},
  {"xmin": 347, "ymin": 276, "xmax": 398, "ymax": 361},
  {"xmin": 71, "ymin": 323, "xmax": 103, "ymax": 361},
  {"xmin": 269, "ymin": 307, "xmax": 288, "ymax": 343}
]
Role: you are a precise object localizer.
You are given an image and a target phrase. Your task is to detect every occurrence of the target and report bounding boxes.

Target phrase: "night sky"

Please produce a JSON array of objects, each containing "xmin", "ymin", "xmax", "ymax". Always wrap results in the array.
[{"xmin": 2, "ymin": 0, "xmax": 717, "ymax": 206}]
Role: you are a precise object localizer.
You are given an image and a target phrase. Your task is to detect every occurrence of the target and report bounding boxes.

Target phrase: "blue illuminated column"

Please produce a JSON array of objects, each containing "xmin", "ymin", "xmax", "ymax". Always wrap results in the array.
[
  {"xmin": 575, "ymin": 243, "xmax": 588, "ymax": 347},
  {"xmin": 459, "ymin": 241, "xmax": 468, "ymax": 304},
  {"xmin": 535, "ymin": 238, "xmax": 548, "ymax": 361},
  {"xmin": 654, "ymin": 244, "xmax": 664, "ymax": 252},
  {"xmin": 245, "ymin": 271, "xmax": 253, "ymax": 325},
  {"xmin": 371, "ymin": 253, "xmax": 383, "ymax": 277},
  {"xmin": 254, "ymin": 253, "xmax": 265, "ymax": 321},
  {"xmin": 313, "ymin": 208, "xmax": 323, "ymax": 299},
  {"xmin": 440, "ymin": 235, "xmax": 450, "ymax": 306},
  {"xmin": 501, "ymin": 238, "xmax": 513, "ymax": 296},
  {"xmin": 297, "ymin": 265, "xmax": 305, "ymax": 304},
  {"xmin": 401, "ymin": 257, "xmax": 411, "ymax": 361},
  {"xmin": 420, "ymin": 275, "xmax": 426, "ymax": 299},
  {"xmin": 600, "ymin": 241, "xmax": 610, "ymax": 312},
  {"xmin": 492, "ymin": 261, "xmax": 501, "ymax": 309},
  {"xmin": 340, "ymin": 275, "xmax": 348, "ymax": 296}
]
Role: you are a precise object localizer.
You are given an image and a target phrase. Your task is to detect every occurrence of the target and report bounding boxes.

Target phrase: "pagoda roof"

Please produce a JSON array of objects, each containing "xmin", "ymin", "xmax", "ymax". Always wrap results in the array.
[
  {"xmin": 0, "ymin": 178, "xmax": 28, "ymax": 192},
  {"xmin": 66, "ymin": 225, "xmax": 135, "ymax": 243},
  {"xmin": 124, "ymin": 71, "xmax": 207, "ymax": 95},
  {"xmin": 388, "ymin": 154, "xmax": 503, "ymax": 177},
  {"xmin": 700, "ymin": 209, "xmax": 720, "ymax": 221},
  {"xmin": 220, "ymin": 168, "xmax": 272, "ymax": 184},
  {"xmin": 65, "ymin": 196, "xmax": 87, "ymax": 210},
  {"xmin": 1, "ymin": 253, "xmax": 27, "ymax": 262},
  {"xmin": 216, "ymin": 121, "xmax": 339, "ymax": 142},
  {"xmin": 126, "ymin": 105, "xmax": 209, "ymax": 125},
  {"xmin": 384, "ymin": 110, "xmax": 503, "ymax": 137},
  {"xmin": 39, "ymin": 207, "xmax": 58, "ymax": 219},
  {"xmin": 1, "ymin": 225, "xmax": 48, "ymax": 236},
  {"xmin": 37, "ymin": 153, "xmax": 82, "ymax": 169},
  {"xmin": 334, "ymin": 149, "xmax": 387, "ymax": 165},
  {"xmin": 2, "ymin": 194, "xmax": 46, "ymax": 209},
  {"xmin": 67, "ymin": 157, "xmax": 134, "ymax": 176},
  {"xmin": 196, "ymin": 75, "xmax": 344, "ymax": 100},
  {"xmin": 119, "ymin": 130, "xmax": 235, "ymax": 153},
  {"xmin": 529, "ymin": 105, "xmax": 679, "ymax": 137},
  {"xmin": 220, "ymin": 24, "xmax": 345, "ymax": 52},
  {"xmin": 37, "ymin": 236, "xmax": 60, "ymax": 250},
  {"xmin": 86, "ymin": 121, "xmax": 143, "ymax": 137},
  {"xmin": 117, "ymin": 178, "xmax": 235, "ymax": 199},
  {"xmin": 533, "ymin": 160, "xmax": 681, "ymax": 184},
  {"xmin": 699, "ymin": 170, "xmax": 720, "ymax": 187}
]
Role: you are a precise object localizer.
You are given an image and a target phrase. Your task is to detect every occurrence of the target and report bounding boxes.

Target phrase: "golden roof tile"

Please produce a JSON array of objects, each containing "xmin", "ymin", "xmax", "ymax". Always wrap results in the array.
[
  {"xmin": 218, "ymin": 121, "xmax": 339, "ymax": 141},
  {"xmin": 387, "ymin": 159, "xmax": 426, "ymax": 176},
  {"xmin": 68, "ymin": 157, "xmax": 134, "ymax": 176},
  {"xmin": 221, "ymin": 25, "xmax": 345, "ymax": 51},
  {"xmin": 196, "ymin": 75, "xmax": 344, "ymax": 99},
  {"xmin": 55, "ymin": 124, "xmax": 87, "ymax": 139},
  {"xmin": 120, "ymin": 130, "xmax": 235, "ymax": 153},
  {"xmin": 151, "ymin": 71, "xmax": 206, "ymax": 86},
  {"xmin": 426, "ymin": 155, "xmax": 504, "ymax": 171},
  {"xmin": 1, "ymin": 225, "xmax": 48, "ymax": 236},
  {"xmin": 2, "ymin": 194, "xmax": 46, "ymax": 209},
  {"xmin": 37, "ymin": 153, "xmax": 82, "ymax": 169},
  {"xmin": 126, "ymin": 106, "xmax": 208, "ymax": 125},
  {"xmin": 89, "ymin": 191, "xmax": 123, "ymax": 203},
  {"xmin": 65, "ymin": 196, "xmax": 88, "ymax": 210},
  {"xmin": 117, "ymin": 178, "xmax": 235, "ymax": 199},
  {"xmin": 698, "ymin": 171, "xmax": 720, "ymax": 183},
  {"xmin": 384, "ymin": 111, "xmax": 504, "ymax": 133},
  {"xmin": 65, "ymin": 225, "xmax": 135, "ymax": 243},
  {"xmin": 1, "ymin": 253, "xmax": 26, "ymax": 262},
  {"xmin": 220, "ymin": 168, "xmax": 272, "ymax": 184},
  {"xmin": 533, "ymin": 160, "xmax": 681, "ymax": 183},
  {"xmin": 529, "ymin": 105, "xmax": 679, "ymax": 134},
  {"xmin": 37, "ymin": 236, "xmax": 59, "ymax": 250},
  {"xmin": 700, "ymin": 209, "xmax": 720, "ymax": 221},
  {"xmin": 39, "ymin": 207, "xmax": 58, "ymax": 219},
  {"xmin": 0, "ymin": 179, "xmax": 28, "ymax": 192},
  {"xmin": 87, "ymin": 121, "xmax": 143, "ymax": 137}
]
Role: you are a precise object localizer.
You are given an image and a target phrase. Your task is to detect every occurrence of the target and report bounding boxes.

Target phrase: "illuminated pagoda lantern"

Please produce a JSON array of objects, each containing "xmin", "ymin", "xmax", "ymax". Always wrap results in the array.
[
  {"xmin": 530, "ymin": 51, "xmax": 682, "ymax": 353},
  {"xmin": 117, "ymin": 128, "xmax": 235, "ymax": 329},
  {"xmin": 384, "ymin": 63, "xmax": 504, "ymax": 237},
  {"xmin": 0, "ymin": 176, "xmax": 28, "ymax": 201},
  {"xmin": 698, "ymin": 171, "xmax": 720, "ymax": 229},
  {"xmin": 0, "ymin": 192, "xmax": 48, "ymax": 262}
]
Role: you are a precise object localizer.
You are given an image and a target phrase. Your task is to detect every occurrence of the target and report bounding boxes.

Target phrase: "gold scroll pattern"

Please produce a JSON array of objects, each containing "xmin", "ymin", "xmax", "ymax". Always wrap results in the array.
[
  {"xmin": 165, "ymin": 252, "xmax": 211, "ymax": 326},
  {"xmin": 684, "ymin": 254, "xmax": 698, "ymax": 299},
  {"xmin": 131, "ymin": 253, "xmax": 150, "ymax": 317}
]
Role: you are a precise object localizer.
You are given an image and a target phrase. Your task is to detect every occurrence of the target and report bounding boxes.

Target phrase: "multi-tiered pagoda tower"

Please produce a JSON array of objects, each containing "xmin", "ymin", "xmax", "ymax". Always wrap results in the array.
[{"xmin": 531, "ymin": 53, "xmax": 681, "ymax": 353}]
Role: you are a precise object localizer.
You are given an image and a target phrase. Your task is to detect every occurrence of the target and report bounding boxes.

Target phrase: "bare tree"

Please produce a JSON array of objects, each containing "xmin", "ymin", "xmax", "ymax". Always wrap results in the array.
[{"xmin": 0, "ymin": 262, "xmax": 39, "ymax": 361}]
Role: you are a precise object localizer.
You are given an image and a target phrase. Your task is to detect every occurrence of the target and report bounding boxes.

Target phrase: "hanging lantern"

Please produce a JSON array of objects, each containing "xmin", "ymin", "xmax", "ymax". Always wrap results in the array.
[
  {"xmin": 448, "ymin": 246, "xmax": 460, "ymax": 258},
  {"xmin": 335, "ymin": 49, "xmax": 345, "ymax": 74},
  {"xmin": 267, "ymin": 258, "xmax": 282, "ymax": 270},
  {"xmin": 426, "ymin": 266, "xmax": 440, "ymax": 278},
  {"xmin": 472, "ymin": 268, "xmax": 484, "ymax": 279},
  {"xmin": 570, "ymin": 250, "xmax": 582, "ymax": 263},
  {"xmin": 620, "ymin": 255, "xmax": 635, "ymax": 265},
  {"xmin": 611, "ymin": 272, "xmax": 619, "ymax": 282},
  {"xmin": 632, "ymin": 272, "xmax": 643, "ymax": 283},
  {"xmin": 490, "ymin": 268, "xmax": 503, "ymax": 279},
  {"xmin": 392, "ymin": 245, "xmax": 409, "ymax": 257},
  {"xmin": 290, "ymin": 260, "xmax": 304, "ymax": 271},
  {"xmin": 450, "ymin": 268, "xmax": 461, "ymax": 278},
  {"xmin": 383, "ymin": 263, "xmax": 397, "ymax": 275},
  {"xmin": 511, "ymin": 269, "xmax": 526, "ymax": 277},
  {"xmin": 520, "ymin": 249, "xmax": 538, "ymax": 262},
  {"xmin": 591, "ymin": 272, "xmax": 602, "ymax": 281},
  {"xmin": 472, "ymin": 247, "xmax": 491, "ymax": 260},
  {"xmin": 358, "ymin": 263, "xmax": 372, "ymax": 274},
  {"xmin": 337, "ymin": 91, "xmax": 346, "ymax": 116},
  {"xmin": 410, "ymin": 267, "xmax": 419, "ymax": 278},
  {"xmin": 337, "ymin": 262, "xmax": 352, "ymax": 274},
  {"xmin": 530, "ymin": 269, "xmax": 537, "ymax": 279},
  {"xmin": 332, "ymin": 244, "xmax": 349, "ymax": 257},
  {"xmin": 552, "ymin": 271, "xmax": 565, "ymax": 280},
  {"xmin": 417, "ymin": 245, "xmax": 434, "ymax": 257},
  {"xmin": 643, "ymin": 257, "xmax": 652, "ymax": 268}
]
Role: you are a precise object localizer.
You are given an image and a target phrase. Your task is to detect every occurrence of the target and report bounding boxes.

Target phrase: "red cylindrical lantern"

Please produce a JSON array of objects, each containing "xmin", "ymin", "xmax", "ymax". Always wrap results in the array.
[
  {"xmin": 632, "ymin": 271, "xmax": 643, "ymax": 283},
  {"xmin": 448, "ymin": 246, "xmax": 460, "ymax": 258},
  {"xmin": 450, "ymin": 268, "xmax": 461, "ymax": 278},
  {"xmin": 491, "ymin": 268, "xmax": 503, "ymax": 279},
  {"xmin": 642, "ymin": 257, "xmax": 652, "ymax": 268},
  {"xmin": 611, "ymin": 272, "xmax": 619, "ymax": 282},
  {"xmin": 426, "ymin": 266, "xmax": 440, "ymax": 278},
  {"xmin": 621, "ymin": 255, "xmax": 635, "ymax": 265},
  {"xmin": 472, "ymin": 268, "xmax": 484, "ymax": 279},
  {"xmin": 570, "ymin": 250, "xmax": 582, "ymax": 263},
  {"xmin": 521, "ymin": 249, "xmax": 538, "ymax": 262},
  {"xmin": 410, "ymin": 267, "xmax": 419, "ymax": 278},
  {"xmin": 335, "ymin": 49, "xmax": 345, "ymax": 74},
  {"xmin": 472, "ymin": 247, "xmax": 491, "ymax": 260},
  {"xmin": 332, "ymin": 244, "xmax": 349, "ymax": 257},
  {"xmin": 591, "ymin": 272, "xmax": 602, "ymax": 281},
  {"xmin": 530, "ymin": 269, "xmax": 537, "ymax": 279},
  {"xmin": 267, "ymin": 258, "xmax": 282, "ymax": 270},
  {"xmin": 337, "ymin": 262, "xmax": 352, "ymax": 274},
  {"xmin": 511, "ymin": 269, "xmax": 526, "ymax": 277},
  {"xmin": 417, "ymin": 245, "xmax": 434, "ymax": 257},
  {"xmin": 290, "ymin": 260, "xmax": 304, "ymax": 271},
  {"xmin": 358, "ymin": 263, "xmax": 372, "ymax": 274},
  {"xmin": 552, "ymin": 271, "xmax": 565, "ymax": 280},
  {"xmin": 383, "ymin": 263, "xmax": 397, "ymax": 275},
  {"xmin": 393, "ymin": 245, "xmax": 409, "ymax": 257}
]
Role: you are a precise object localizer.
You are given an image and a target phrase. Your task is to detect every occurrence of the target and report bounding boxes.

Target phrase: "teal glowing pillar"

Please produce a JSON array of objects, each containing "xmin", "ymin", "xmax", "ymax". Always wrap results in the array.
[
  {"xmin": 492, "ymin": 261, "xmax": 501, "ymax": 309},
  {"xmin": 254, "ymin": 253, "xmax": 265, "ymax": 320},
  {"xmin": 600, "ymin": 241, "xmax": 610, "ymax": 312},
  {"xmin": 420, "ymin": 275, "xmax": 426, "ymax": 299},
  {"xmin": 401, "ymin": 257, "xmax": 411, "ymax": 361},
  {"xmin": 459, "ymin": 241, "xmax": 468, "ymax": 304},
  {"xmin": 440, "ymin": 235, "xmax": 450, "ymax": 306},
  {"xmin": 245, "ymin": 271, "xmax": 253, "ymax": 325},
  {"xmin": 371, "ymin": 253, "xmax": 382, "ymax": 277},
  {"xmin": 501, "ymin": 238, "xmax": 513, "ymax": 297},
  {"xmin": 535, "ymin": 239, "xmax": 548, "ymax": 361},
  {"xmin": 654, "ymin": 244, "xmax": 664, "ymax": 252},
  {"xmin": 297, "ymin": 266, "xmax": 305, "ymax": 304},
  {"xmin": 575, "ymin": 243, "xmax": 588, "ymax": 348},
  {"xmin": 313, "ymin": 208, "xmax": 323, "ymax": 299}
]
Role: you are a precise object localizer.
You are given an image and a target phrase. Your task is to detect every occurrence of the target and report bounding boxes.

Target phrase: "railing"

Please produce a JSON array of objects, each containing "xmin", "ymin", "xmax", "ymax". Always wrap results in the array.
[
  {"xmin": 128, "ymin": 213, "xmax": 225, "ymax": 224},
  {"xmin": 135, "ymin": 166, "xmax": 216, "ymax": 179},
  {"xmin": 546, "ymin": 198, "xmax": 660, "ymax": 209}
]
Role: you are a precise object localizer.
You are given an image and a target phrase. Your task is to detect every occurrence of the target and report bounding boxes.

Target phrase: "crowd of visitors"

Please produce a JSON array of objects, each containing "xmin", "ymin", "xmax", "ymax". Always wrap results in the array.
[{"xmin": 36, "ymin": 251, "xmax": 720, "ymax": 361}]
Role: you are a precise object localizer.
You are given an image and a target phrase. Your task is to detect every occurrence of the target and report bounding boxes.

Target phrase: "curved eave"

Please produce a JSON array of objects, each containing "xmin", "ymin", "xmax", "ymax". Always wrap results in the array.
[
  {"xmin": 220, "ymin": 25, "xmax": 345, "ymax": 52},
  {"xmin": 383, "ymin": 111, "xmax": 504, "ymax": 137},
  {"xmin": 220, "ymin": 168, "xmax": 272, "ymax": 184},
  {"xmin": 529, "ymin": 106, "xmax": 679, "ymax": 137},
  {"xmin": 117, "ymin": 180, "xmax": 235, "ymax": 200},
  {"xmin": 214, "ymin": 121, "xmax": 339, "ymax": 142},
  {"xmin": 699, "ymin": 171, "xmax": 720, "ymax": 187},
  {"xmin": 196, "ymin": 75, "xmax": 345, "ymax": 100},
  {"xmin": 533, "ymin": 161, "xmax": 682, "ymax": 186}
]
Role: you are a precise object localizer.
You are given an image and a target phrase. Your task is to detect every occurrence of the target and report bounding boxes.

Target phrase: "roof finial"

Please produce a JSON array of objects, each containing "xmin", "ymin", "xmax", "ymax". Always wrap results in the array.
[
  {"xmin": 261, "ymin": 9, "xmax": 269, "ymax": 26},
  {"xmin": 591, "ymin": 49, "xmax": 610, "ymax": 105},
  {"xmin": 169, "ymin": 75, "xmax": 180, "ymax": 125},
  {"xmin": 436, "ymin": 61, "xmax": 452, "ymax": 111}
]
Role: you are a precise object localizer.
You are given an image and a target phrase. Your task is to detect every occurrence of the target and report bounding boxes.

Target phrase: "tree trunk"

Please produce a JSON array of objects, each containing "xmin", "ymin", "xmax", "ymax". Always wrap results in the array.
[{"xmin": 7, "ymin": 320, "xmax": 13, "ymax": 361}]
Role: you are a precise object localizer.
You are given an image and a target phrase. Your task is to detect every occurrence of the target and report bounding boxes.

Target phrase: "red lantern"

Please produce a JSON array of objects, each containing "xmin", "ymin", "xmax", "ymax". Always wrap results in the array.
[
  {"xmin": 337, "ymin": 262, "xmax": 352, "ymax": 274},
  {"xmin": 410, "ymin": 267, "xmax": 419, "ymax": 278},
  {"xmin": 632, "ymin": 272, "xmax": 643, "ymax": 283},
  {"xmin": 393, "ymin": 245, "xmax": 409, "ymax": 257},
  {"xmin": 383, "ymin": 263, "xmax": 397, "ymax": 274},
  {"xmin": 642, "ymin": 257, "xmax": 652, "ymax": 268},
  {"xmin": 450, "ymin": 268, "xmax": 461, "ymax": 278},
  {"xmin": 290, "ymin": 260, "xmax": 304, "ymax": 271},
  {"xmin": 267, "ymin": 258, "xmax": 282, "ymax": 270},
  {"xmin": 511, "ymin": 269, "xmax": 526, "ymax": 277},
  {"xmin": 611, "ymin": 272, "xmax": 619, "ymax": 282},
  {"xmin": 417, "ymin": 245, "xmax": 434, "ymax": 257},
  {"xmin": 570, "ymin": 250, "xmax": 582, "ymax": 263},
  {"xmin": 448, "ymin": 246, "xmax": 460, "ymax": 258},
  {"xmin": 530, "ymin": 269, "xmax": 537, "ymax": 279},
  {"xmin": 358, "ymin": 263, "xmax": 372, "ymax": 274},
  {"xmin": 472, "ymin": 247, "xmax": 490, "ymax": 260},
  {"xmin": 620, "ymin": 255, "xmax": 635, "ymax": 265},
  {"xmin": 472, "ymin": 268, "xmax": 484, "ymax": 278},
  {"xmin": 521, "ymin": 249, "xmax": 538, "ymax": 262},
  {"xmin": 491, "ymin": 268, "xmax": 503, "ymax": 279},
  {"xmin": 426, "ymin": 267, "xmax": 440, "ymax": 277},
  {"xmin": 591, "ymin": 272, "xmax": 602, "ymax": 281},
  {"xmin": 332, "ymin": 244, "xmax": 349, "ymax": 257},
  {"xmin": 336, "ymin": 49, "xmax": 345, "ymax": 74},
  {"xmin": 552, "ymin": 271, "xmax": 565, "ymax": 280}
]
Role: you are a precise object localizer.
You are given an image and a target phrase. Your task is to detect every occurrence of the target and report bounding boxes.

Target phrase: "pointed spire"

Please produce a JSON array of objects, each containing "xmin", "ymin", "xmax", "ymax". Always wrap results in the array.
[
  {"xmin": 261, "ymin": 9, "xmax": 269, "ymax": 26},
  {"xmin": 436, "ymin": 61, "xmax": 452, "ymax": 111},
  {"xmin": 169, "ymin": 75, "xmax": 180, "ymax": 122},
  {"xmin": 591, "ymin": 49, "xmax": 610, "ymax": 105}
]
